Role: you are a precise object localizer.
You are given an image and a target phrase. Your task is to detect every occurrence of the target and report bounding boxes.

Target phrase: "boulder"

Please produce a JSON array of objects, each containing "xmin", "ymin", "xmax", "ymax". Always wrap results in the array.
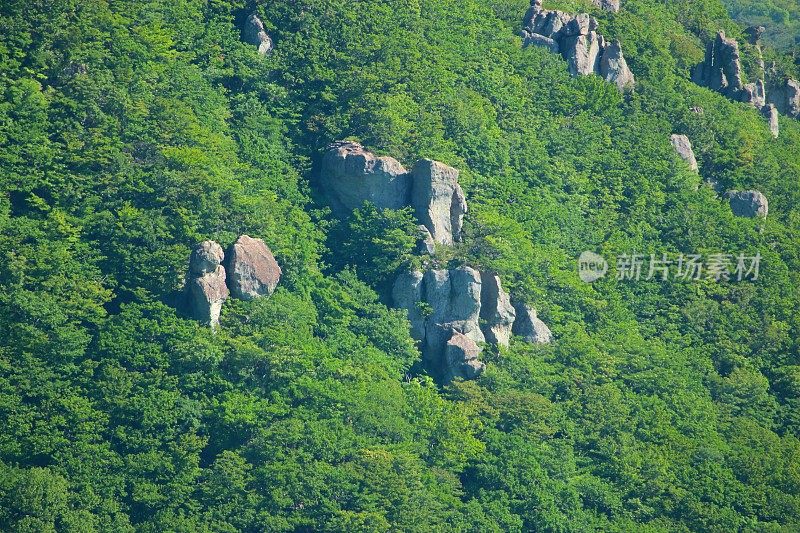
[
  {"xmin": 242, "ymin": 13, "xmax": 273, "ymax": 55},
  {"xmin": 392, "ymin": 270, "xmax": 426, "ymax": 341},
  {"xmin": 725, "ymin": 190, "xmax": 768, "ymax": 218},
  {"xmin": 225, "ymin": 235, "xmax": 282, "ymax": 300},
  {"xmin": 188, "ymin": 265, "xmax": 229, "ymax": 328},
  {"xmin": 599, "ymin": 40, "xmax": 635, "ymax": 91},
  {"xmin": 670, "ymin": 134, "xmax": 699, "ymax": 172},
  {"xmin": 511, "ymin": 300, "xmax": 553, "ymax": 344},
  {"xmin": 320, "ymin": 141, "xmax": 411, "ymax": 215},
  {"xmin": 190, "ymin": 240, "xmax": 225, "ymax": 275},
  {"xmin": 411, "ymin": 159, "xmax": 467, "ymax": 245},
  {"xmin": 443, "ymin": 331, "xmax": 485, "ymax": 383},
  {"xmin": 763, "ymin": 104, "xmax": 780, "ymax": 138},
  {"xmin": 480, "ymin": 273, "xmax": 516, "ymax": 347}
]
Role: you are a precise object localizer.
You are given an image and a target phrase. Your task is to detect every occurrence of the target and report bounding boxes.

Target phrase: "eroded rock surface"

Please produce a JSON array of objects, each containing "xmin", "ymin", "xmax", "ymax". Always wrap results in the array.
[
  {"xmin": 187, "ymin": 241, "xmax": 229, "ymax": 328},
  {"xmin": 522, "ymin": 0, "xmax": 634, "ymax": 91},
  {"xmin": 411, "ymin": 159, "xmax": 467, "ymax": 245},
  {"xmin": 670, "ymin": 134, "xmax": 699, "ymax": 172},
  {"xmin": 243, "ymin": 13, "xmax": 273, "ymax": 55},
  {"xmin": 444, "ymin": 332, "xmax": 485, "ymax": 383},
  {"xmin": 320, "ymin": 141, "xmax": 411, "ymax": 214},
  {"xmin": 593, "ymin": 0, "xmax": 620, "ymax": 12},
  {"xmin": 225, "ymin": 235, "xmax": 282, "ymax": 300},
  {"xmin": 480, "ymin": 273, "xmax": 516, "ymax": 347},
  {"xmin": 768, "ymin": 79, "xmax": 800, "ymax": 118},
  {"xmin": 512, "ymin": 300, "xmax": 553, "ymax": 344},
  {"xmin": 763, "ymin": 104, "xmax": 780, "ymax": 138},
  {"xmin": 725, "ymin": 190, "xmax": 769, "ymax": 218},
  {"xmin": 320, "ymin": 142, "xmax": 469, "ymax": 246},
  {"xmin": 392, "ymin": 270, "xmax": 426, "ymax": 341}
]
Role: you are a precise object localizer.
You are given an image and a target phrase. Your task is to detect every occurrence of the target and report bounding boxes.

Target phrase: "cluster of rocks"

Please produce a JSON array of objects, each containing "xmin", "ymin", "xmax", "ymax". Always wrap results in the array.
[
  {"xmin": 521, "ymin": 0, "xmax": 635, "ymax": 91},
  {"xmin": 691, "ymin": 30, "xmax": 798, "ymax": 138},
  {"xmin": 320, "ymin": 141, "xmax": 468, "ymax": 246},
  {"xmin": 668, "ymin": 133, "xmax": 769, "ymax": 218},
  {"xmin": 186, "ymin": 235, "xmax": 282, "ymax": 327},
  {"xmin": 242, "ymin": 13, "xmax": 273, "ymax": 55},
  {"xmin": 393, "ymin": 267, "xmax": 551, "ymax": 383}
]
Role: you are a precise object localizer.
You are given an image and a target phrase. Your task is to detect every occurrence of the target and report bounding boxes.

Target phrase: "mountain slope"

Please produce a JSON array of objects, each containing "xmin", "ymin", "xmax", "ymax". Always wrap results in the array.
[{"xmin": 0, "ymin": 0, "xmax": 799, "ymax": 531}]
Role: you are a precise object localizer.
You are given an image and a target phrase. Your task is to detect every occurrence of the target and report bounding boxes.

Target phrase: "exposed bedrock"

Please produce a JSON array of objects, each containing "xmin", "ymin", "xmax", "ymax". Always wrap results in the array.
[
  {"xmin": 187, "ymin": 240, "xmax": 229, "ymax": 328},
  {"xmin": 521, "ymin": 0, "xmax": 634, "ymax": 91},
  {"xmin": 393, "ymin": 267, "xmax": 552, "ymax": 382},
  {"xmin": 320, "ymin": 142, "xmax": 469, "ymax": 246},
  {"xmin": 242, "ymin": 13, "xmax": 273, "ymax": 55},
  {"xmin": 670, "ymin": 134, "xmax": 699, "ymax": 172},
  {"xmin": 725, "ymin": 190, "xmax": 769, "ymax": 218}
]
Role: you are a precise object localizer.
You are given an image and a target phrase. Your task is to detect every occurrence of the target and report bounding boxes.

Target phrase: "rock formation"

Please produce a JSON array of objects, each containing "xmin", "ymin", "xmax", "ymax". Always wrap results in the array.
[
  {"xmin": 393, "ymin": 267, "xmax": 552, "ymax": 382},
  {"xmin": 242, "ymin": 13, "xmax": 273, "ymax": 55},
  {"xmin": 725, "ymin": 190, "xmax": 768, "ymax": 218},
  {"xmin": 763, "ymin": 104, "xmax": 780, "ymax": 138},
  {"xmin": 670, "ymin": 134, "xmax": 699, "ymax": 172},
  {"xmin": 319, "ymin": 142, "xmax": 469, "ymax": 246},
  {"xmin": 692, "ymin": 31, "xmax": 784, "ymax": 136},
  {"xmin": 480, "ymin": 273, "xmax": 516, "ymax": 347},
  {"xmin": 187, "ymin": 241, "xmax": 229, "ymax": 328},
  {"xmin": 411, "ymin": 159, "xmax": 467, "ymax": 245},
  {"xmin": 415, "ymin": 225, "xmax": 436, "ymax": 255},
  {"xmin": 512, "ymin": 300, "xmax": 553, "ymax": 344},
  {"xmin": 226, "ymin": 235, "xmax": 282, "ymax": 300},
  {"xmin": 768, "ymin": 78, "xmax": 800, "ymax": 118},
  {"xmin": 521, "ymin": 0, "xmax": 634, "ymax": 91},
  {"xmin": 593, "ymin": 0, "xmax": 620, "ymax": 13},
  {"xmin": 319, "ymin": 141, "xmax": 411, "ymax": 214},
  {"xmin": 391, "ymin": 270, "xmax": 426, "ymax": 341},
  {"xmin": 444, "ymin": 332, "xmax": 485, "ymax": 383}
]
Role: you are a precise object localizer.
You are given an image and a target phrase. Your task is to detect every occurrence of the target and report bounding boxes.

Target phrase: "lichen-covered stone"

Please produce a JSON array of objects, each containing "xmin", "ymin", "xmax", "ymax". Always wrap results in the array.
[{"xmin": 225, "ymin": 235, "xmax": 282, "ymax": 300}]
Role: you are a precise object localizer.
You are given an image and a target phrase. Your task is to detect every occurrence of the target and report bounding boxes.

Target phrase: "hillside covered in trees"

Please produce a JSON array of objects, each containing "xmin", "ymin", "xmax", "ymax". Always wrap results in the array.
[{"xmin": 1, "ymin": 0, "xmax": 799, "ymax": 531}]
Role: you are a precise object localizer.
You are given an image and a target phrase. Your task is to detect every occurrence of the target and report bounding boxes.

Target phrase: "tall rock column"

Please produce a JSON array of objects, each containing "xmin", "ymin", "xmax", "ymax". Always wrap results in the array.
[
  {"xmin": 187, "ymin": 241, "xmax": 229, "ymax": 328},
  {"xmin": 411, "ymin": 159, "xmax": 468, "ymax": 245}
]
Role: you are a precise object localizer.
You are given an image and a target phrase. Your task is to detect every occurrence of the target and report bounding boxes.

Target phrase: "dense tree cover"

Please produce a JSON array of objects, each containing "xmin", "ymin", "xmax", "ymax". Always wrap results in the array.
[
  {"xmin": 1, "ymin": 0, "xmax": 799, "ymax": 531},
  {"xmin": 722, "ymin": 0, "xmax": 800, "ymax": 51}
]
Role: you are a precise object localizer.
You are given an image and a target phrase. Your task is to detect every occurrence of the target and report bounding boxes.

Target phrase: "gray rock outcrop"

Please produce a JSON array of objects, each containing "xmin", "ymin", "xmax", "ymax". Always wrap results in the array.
[
  {"xmin": 522, "ymin": 0, "xmax": 634, "ymax": 91},
  {"xmin": 392, "ymin": 270, "xmax": 426, "ymax": 341},
  {"xmin": 444, "ymin": 332, "xmax": 486, "ymax": 383},
  {"xmin": 415, "ymin": 225, "xmax": 436, "ymax": 255},
  {"xmin": 225, "ymin": 235, "xmax": 282, "ymax": 300},
  {"xmin": 670, "ymin": 134, "xmax": 699, "ymax": 172},
  {"xmin": 320, "ymin": 141, "xmax": 411, "ymax": 214},
  {"xmin": 763, "ymin": 104, "xmax": 780, "ymax": 138},
  {"xmin": 319, "ymin": 142, "xmax": 469, "ymax": 246},
  {"xmin": 480, "ymin": 273, "xmax": 516, "ymax": 347},
  {"xmin": 242, "ymin": 13, "xmax": 273, "ymax": 55},
  {"xmin": 768, "ymin": 78, "xmax": 800, "ymax": 118},
  {"xmin": 411, "ymin": 160, "xmax": 467, "ymax": 245},
  {"xmin": 725, "ymin": 190, "xmax": 769, "ymax": 218},
  {"xmin": 512, "ymin": 300, "xmax": 553, "ymax": 344},
  {"xmin": 393, "ymin": 267, "xmax": 553, "ymax": 381},
  {"xmin": 692, "ymin": 31, "xmax": 746, "ymax": 99},
  {"xmin": 187, "ymin": 241, "xmax": 229, "ymax": 328},
  {"xmin": 243, "ymin": 13, "xmax": 273, "ymax": 55},
  {"xmin": 593, "ymin": 0, "xmax": 620, "ymax": 12}
]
